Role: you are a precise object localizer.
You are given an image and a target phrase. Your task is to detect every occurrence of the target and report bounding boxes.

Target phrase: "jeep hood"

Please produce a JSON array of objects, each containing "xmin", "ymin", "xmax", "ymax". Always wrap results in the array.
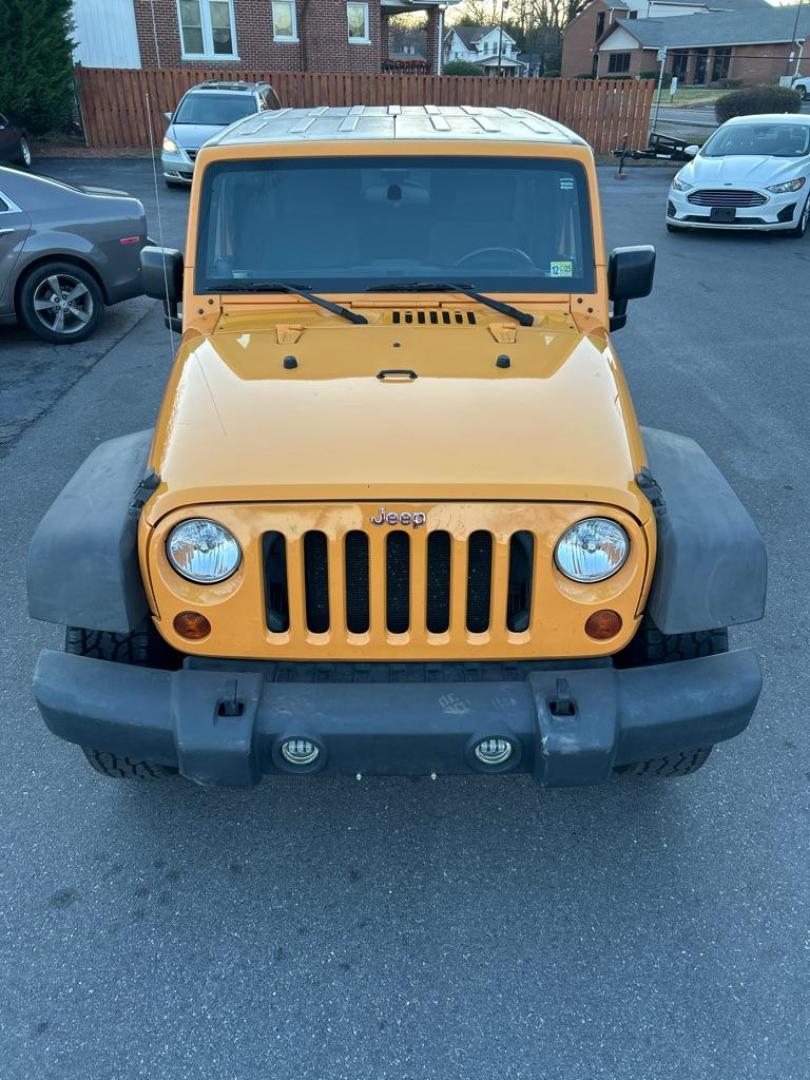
[{"xmin": 146, "ymin": 315, "xmax": 650, "ymax": 522}]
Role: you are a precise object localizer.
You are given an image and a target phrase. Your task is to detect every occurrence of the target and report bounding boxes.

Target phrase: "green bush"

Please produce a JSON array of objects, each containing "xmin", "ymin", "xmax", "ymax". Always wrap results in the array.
[
  {"xmin": 640, "ymin": 70, "xmax": 673, "ymax": 88},
  {"xmin": 0, "ymin": 0, "xmax": 75, "ymax": 134},
  {"xmin": 715, "ymin": 84, "xmax": 801, "ymax": 124},
  {"xmin": 574, "ymin": 72, "xmax": 595, "ymax": 80},
  {"xmin": 543, "ymin": 70, "xmax": 561, "ymax": 78},
  {"xmin": 443, "ymin": 60, "xmax": 484, "ymax": 76},
  {"xmin": 713, "ymin": 78, "xmax": 743, "ymax": 90}
]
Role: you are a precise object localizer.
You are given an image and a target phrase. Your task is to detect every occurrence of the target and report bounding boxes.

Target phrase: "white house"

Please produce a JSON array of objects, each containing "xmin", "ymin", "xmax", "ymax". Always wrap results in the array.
[
  {"xmin": 71, "ymin": 0, "xmax": 142, "ymax": 68},
  {"xmin": 443, "ymin": 24, "xmax": 527, "ymax": 76}
]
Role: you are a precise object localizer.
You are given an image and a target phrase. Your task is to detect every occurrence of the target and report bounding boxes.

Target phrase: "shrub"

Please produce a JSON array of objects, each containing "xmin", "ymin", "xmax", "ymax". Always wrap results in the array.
[
  {"xmin": 543, "ymin": 69, "xmax": 561, "ymax": 78},
  {"xmin": 574, "ymin": 72, "xmax": 595, "ymax": 80},
  {"xmin": 0, "ymin": 0, "xmax": 75, "ymax": 134},
  {"xmin": 713, "ymin": 78, "xmax": 743, "ymax": 90},
  {"xmin": 715, "ymin": 84, "xmax": 801, "ymax": 124},
  {"xmin": 443, "ymin": 60, "xmax": 484, "ymax": 76},
  {"xmin": 640, "ymin": 70, "xmax": 673, "ymax": 88}
]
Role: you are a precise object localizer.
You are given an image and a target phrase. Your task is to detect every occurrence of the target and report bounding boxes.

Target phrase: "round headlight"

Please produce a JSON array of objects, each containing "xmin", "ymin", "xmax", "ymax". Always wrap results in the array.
[
  {"xmin": 166, "ymin": 519, "xmax": 241, "ymax": 583},
  {"xmin": 554, "ymin": 518, "xmax": 629, "ymax": 583}
]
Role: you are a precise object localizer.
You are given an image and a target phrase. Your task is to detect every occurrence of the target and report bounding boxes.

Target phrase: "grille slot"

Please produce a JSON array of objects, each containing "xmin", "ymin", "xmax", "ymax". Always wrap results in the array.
[
  {"xmin": 345, "ymin": 531, "xmax": 369, "ymax": 634},
  {"xmin": 386, "ymin": 531, "xmax": 410, "ymax": 633},
  {"xmin": 466, "ymin": 531, "xmax": 493, "ymax": 633},
  {"xmin": 263, "ymin": 519, "xmax": 540, "ymax": 645},
  {"xmin": 426, "ymin": 531, "xmax": 451, "ymax": 634},
  {"xmin": 303, "ymin": 531, "xmax": 329, "ymax": 633},
  {"xmin": 507, "ymin": 531, "xmax": 534, "ymax": 633},
  {"xmin": 687, "ymin": 189, "xmax": 767, "ymax": 207},
  {"xmin": 263, "ymin": 531, "xmax": 290, "ymax": 633}
]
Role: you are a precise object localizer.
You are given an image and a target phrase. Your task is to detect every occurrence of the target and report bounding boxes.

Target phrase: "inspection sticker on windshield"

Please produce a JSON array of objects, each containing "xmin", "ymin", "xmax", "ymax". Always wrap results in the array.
[{"xmin": 550, "ymin": 261, "xmax": 574, "ymax": 277}]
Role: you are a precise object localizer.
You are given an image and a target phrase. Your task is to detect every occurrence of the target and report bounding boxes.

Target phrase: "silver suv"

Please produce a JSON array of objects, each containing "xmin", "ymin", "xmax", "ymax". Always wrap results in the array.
[{"xmin": 161, "ymin": 80, "xmax": 281, "ymax": 187}]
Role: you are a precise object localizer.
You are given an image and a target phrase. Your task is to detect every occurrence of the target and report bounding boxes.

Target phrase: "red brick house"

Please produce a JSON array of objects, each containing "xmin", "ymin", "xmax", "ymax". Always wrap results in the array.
[{"xmin": 72, "ymin": 0, "xmax": 457, "ymax": 74}]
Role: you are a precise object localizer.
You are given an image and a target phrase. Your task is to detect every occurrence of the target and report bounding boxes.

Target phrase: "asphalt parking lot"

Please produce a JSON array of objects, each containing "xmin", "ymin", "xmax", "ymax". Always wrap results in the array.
[{"xmin": 1, "ymin": 158, "xmax": 809, "ymax": 1080}]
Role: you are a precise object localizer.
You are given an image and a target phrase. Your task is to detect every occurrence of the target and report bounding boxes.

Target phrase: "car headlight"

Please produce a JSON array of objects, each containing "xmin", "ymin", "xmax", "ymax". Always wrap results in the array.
[
  {"xmin": 166, "ymin": 519, "xmax": 241, "ymax": 583},
  {"xmin": 554, "ymin": 518, "xmax": 629, "ymax": 583},
  {"xmin": 766, "ymin": 176, "xmax": 806, "ymax": 194},
  {"xmin": 671, "ymin": 175, "xmax": 692, "ymax": 192},
  {"xmin": 162, "ymin": 137, "xmax": 178, "ymax": 154}
]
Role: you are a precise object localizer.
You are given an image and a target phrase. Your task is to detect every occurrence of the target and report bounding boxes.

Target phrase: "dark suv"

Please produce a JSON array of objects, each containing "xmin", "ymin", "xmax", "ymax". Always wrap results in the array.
[{"xmin": 161, "ymin": 80, "xmax": 280, "ymax": 186}]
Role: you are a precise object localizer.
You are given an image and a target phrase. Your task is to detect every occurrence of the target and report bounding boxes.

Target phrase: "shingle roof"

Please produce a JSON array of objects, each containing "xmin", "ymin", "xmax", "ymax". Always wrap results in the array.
[
  {"xmin": 445, "ymin": 23, "xmax": 517, "ymax": 48},
  {"xmin": 606, "ymin": 3, "xmax": 810, "ymax": 48}
]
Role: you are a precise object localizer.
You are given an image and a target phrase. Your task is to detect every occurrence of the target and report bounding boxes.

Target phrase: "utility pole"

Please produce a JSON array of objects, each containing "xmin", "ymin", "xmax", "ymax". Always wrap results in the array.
[
  {"xmin": 787, "ymin": 0, "xmax": 804, "ymax": 76},
  {"xmin": 650, "ymin": 48, "xmax": 667, "ymax": 140},
  {"xmin": 497, "ymin": 0, "xmax": 509, "ymax": 77}
]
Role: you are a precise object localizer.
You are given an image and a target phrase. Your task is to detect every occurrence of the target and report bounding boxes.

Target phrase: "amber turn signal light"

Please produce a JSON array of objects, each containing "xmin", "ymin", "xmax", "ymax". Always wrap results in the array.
[
  {"xmin": 585, "ymin": 609, "xmax": 622, "ymax": 640},
  {"xmin": 173, "ymin": 611, "xmax": 211, "ymax": 640}
]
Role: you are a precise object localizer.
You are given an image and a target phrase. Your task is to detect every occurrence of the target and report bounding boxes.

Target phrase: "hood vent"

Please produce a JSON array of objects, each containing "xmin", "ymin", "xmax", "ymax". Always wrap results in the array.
[{"xmin": 390, "ymin": 309, "xmax": 477, "ymax": 326}]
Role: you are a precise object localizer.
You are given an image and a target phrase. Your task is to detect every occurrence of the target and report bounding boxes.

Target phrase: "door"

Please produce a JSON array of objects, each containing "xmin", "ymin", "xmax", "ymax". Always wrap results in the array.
[
  {"xmin": 0, "ymin": 114, "xmax": 18, "ymax": 162},
  {"xmin": 0, "ymin": 187, "xmax": 31, "ymax": 314},
  {"xmin": 693, "ymin": 49, "xmax": 708, "ymax": 85}
]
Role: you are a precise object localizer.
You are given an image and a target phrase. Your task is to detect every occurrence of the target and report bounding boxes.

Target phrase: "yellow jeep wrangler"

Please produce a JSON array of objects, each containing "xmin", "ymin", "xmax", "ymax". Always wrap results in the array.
[{"xmin": 28, "ymin": 106, "xmax": 766, "ymax": 787}]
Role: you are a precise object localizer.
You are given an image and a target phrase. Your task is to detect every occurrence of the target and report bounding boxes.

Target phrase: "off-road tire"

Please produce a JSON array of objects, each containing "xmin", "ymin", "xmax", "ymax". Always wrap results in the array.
[
  {"xmin": 615, "ymin": 617, "xmax": 728, "ymax": 668},
  {"xmin": 613, "ymin": 618, "xmax": 728, "ymax": 778},
  {"xmin": 65, "ymin": 624, "xmax": 179, "ymax": 780},
  {"xmin": 614, "ymin": 747, "xmax": 712, "ymax": 778},
  {"xmin": 81, "ymin": 748, "xmax": 175, "ymax": 779}
]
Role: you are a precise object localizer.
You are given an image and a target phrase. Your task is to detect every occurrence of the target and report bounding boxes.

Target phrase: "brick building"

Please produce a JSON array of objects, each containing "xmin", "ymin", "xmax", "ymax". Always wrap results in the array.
[
  {"xmin": 72, "ymin": 0, "xmax": 457, "ymax": 74},
  {"xmin": 562, "ymin": 0, "xmax": 810, "ymax": 85}
]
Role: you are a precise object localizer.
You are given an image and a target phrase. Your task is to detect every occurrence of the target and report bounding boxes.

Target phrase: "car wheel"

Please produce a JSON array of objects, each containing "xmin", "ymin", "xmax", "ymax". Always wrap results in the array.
[
  {"xmin": 786, "ymin": 194, "xmax": 810, "ymax": 238},
  {"xmin": 15, "ymin": 136, "xmax": 32, "ymax": 168},
  {"xmin": 18, "ymin": 262, "xmax": 103, "ymax": 344}
]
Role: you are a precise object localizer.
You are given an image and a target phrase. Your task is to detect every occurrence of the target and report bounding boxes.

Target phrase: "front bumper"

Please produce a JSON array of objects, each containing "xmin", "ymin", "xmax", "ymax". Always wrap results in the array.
[
  {"xmin": 667, "ymin": 186, "xmax": 803, "ymax": 230},
  {"xmin": 161, "ymin": 150, "xmax": 194, "ymax": 183},
  {"xmin": 33, "ymin": 648, "xmax": 762, "ymax": 788}
]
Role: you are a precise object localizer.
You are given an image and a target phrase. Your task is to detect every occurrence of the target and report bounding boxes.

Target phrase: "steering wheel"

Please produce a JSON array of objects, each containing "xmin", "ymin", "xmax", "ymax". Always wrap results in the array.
[{"xmin": 454, "ymin": 246, "xmax": 536, "ymax": 269}]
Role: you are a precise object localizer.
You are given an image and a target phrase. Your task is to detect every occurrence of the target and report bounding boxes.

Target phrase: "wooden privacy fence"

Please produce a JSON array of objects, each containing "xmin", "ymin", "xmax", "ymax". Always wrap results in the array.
[{"xmin": 75, "ymin": 66, "xmax": 654, "ymax": 156}]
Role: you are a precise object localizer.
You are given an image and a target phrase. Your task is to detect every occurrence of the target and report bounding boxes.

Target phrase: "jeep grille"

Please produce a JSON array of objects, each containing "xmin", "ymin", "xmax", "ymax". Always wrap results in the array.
[{"xmin": 262, "ymin": 521, "xmax": 536, "ymax": 644}]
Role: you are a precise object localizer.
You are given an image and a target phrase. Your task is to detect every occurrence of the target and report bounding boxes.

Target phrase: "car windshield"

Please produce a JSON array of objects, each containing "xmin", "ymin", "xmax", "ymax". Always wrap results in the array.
[
  {"xmin": 174, "ymin": 93, "xmax": 257, "ymax": 126},
  {"xmin": 196, "ymin": 155, "xmax": 595, "ymax": 294},
  {"xmin": 701, "ymin": 123, "xmax": 810, "ymax": 158}
]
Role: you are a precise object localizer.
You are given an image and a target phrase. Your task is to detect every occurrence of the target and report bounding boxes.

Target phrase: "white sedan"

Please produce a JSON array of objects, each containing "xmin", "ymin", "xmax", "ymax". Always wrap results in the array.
[{"xmin": 666, "ymin": 113, "xmax": 810, "ymax": 237}]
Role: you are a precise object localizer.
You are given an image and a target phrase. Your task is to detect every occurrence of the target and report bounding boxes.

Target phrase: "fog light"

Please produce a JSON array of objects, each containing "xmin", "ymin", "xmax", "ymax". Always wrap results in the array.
[
  {"xmin": 281, "ymin": 738, "xmax": 320, "ymax": 766},
  {"xmin": 585, "ymin": 609, "xmax": 622, "ymax": 640},
  {"xmin": 173, "ymin": 611, "xmax": 211, "ymax": 640},
  {"xmin": 474, "ymin": 737, "xmax": 513, "ymax": 766}
]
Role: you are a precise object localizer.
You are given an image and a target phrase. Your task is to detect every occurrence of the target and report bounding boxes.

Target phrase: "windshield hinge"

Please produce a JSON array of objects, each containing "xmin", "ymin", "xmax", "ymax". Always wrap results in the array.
[
  {"xmin": 276, "ymin": 324, "xmax": 305, "ymax": 344},
  {"xmin": 129, "ymin": 470, "xmax": 161, "ymax": 518},
  {"xmin": 636, "ymin": 467, "xmax": 666, "ymax": 516},
  {"xmin": 488, "ymin": 323, "xmax": 519, "ymax": 344}
]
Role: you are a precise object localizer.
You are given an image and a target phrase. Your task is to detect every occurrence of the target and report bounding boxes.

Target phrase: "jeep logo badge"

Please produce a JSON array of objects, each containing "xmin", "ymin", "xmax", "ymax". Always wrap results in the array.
[{"xmin": 370, "ymin": 508, "xmax": 426, "ymax": 528}]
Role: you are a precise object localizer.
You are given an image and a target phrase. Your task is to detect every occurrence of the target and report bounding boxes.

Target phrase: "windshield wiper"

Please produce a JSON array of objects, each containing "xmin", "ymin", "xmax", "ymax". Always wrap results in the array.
[
  {"xmin": 216, "ymin": 281, "xmax": 367, "ymax": 325},
  {"xmin": 365, "ymin": 281, "xmax": 533, "ymax": 327}
]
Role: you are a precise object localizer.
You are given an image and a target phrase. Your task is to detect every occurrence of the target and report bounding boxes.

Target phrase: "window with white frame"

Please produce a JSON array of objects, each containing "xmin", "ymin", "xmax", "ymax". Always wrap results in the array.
[
  {"xmin": 347, "ymin": 2, "xmax": 370, "ymax": 43},
  {"xmin": 178, "ymin": 0, "xmax": 237, "ymax": 58},
  {"xmin": 272, "ymin": 0, "xmax": 297, "ymax": 41}
]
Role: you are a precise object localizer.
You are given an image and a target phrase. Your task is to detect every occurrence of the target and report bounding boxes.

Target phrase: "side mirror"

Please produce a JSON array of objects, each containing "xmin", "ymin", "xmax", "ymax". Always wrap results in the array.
[
  {"xmin": 684, "ymin": 144, "xmax": 699, "ymax": 158},
  {"xmin": 608, "ymin": 245, "xmax": 655, "ymax": 332},
  {"xmin": 164, "ymin": 111, "xmax": 173, "ymax": 123},
  {"xmin": 141, "ymin": 246, "xmax": 183, "ymax": 332}
]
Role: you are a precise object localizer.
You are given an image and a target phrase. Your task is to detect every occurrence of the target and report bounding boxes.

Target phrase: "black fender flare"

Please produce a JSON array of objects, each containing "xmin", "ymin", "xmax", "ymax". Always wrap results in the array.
[
  {"xmin": 642, "ymin": 427, "xmax": 767, "ymax": 635},
  {"xmin": 27, "ymin": 431, "xmax": 153, "ymax": 633}
]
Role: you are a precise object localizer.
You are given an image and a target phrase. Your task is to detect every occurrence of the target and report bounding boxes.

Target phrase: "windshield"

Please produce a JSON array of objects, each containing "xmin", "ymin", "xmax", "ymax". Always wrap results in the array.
[
  {"xmin": 196, "ymin": 155, "xmax": 595, "ymax": 294},
  {"xmin": 702, "ymin": 123, "xmax": 810, "ymax": 158},
  {"xmin": 174, "ymin": 93, "xmax": 257, "ymax": 126}
]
